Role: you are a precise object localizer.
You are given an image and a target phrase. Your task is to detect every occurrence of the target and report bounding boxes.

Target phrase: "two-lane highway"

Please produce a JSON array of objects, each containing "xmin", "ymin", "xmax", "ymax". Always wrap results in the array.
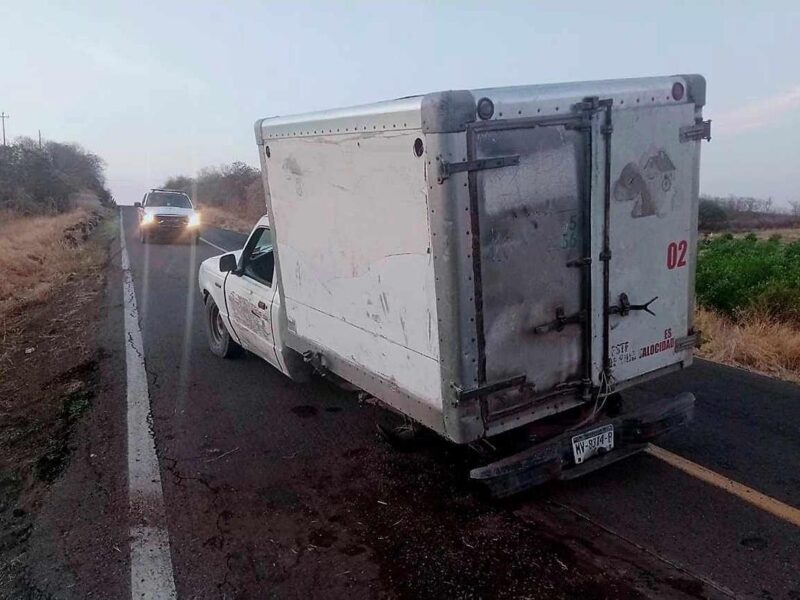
[{"xmin": 117, "ymin": 207, "xmax": 800, "ymax": 599}]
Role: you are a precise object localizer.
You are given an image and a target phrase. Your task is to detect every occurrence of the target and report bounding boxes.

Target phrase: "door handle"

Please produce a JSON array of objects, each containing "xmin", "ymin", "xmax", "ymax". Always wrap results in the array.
[{"xmin": 257, "ymin": 301, "xmax": 267, "ymax": 309}]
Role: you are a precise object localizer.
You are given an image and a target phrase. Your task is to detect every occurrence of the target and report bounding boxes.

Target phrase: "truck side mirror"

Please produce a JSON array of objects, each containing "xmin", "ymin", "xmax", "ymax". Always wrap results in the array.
[
  {"xmin": 219, "ymin": 254, "xmax": 238, "ymax": 273},
  {"xmin": 134, "ymin": 201, "xmax": 142, "ymax": 208}
]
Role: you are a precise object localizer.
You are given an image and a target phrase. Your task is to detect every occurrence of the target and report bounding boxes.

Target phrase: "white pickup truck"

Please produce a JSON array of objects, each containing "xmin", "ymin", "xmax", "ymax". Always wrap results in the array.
[{"xmin": 198, "ymin": 75, "xmax": 709, "ymax": 496}]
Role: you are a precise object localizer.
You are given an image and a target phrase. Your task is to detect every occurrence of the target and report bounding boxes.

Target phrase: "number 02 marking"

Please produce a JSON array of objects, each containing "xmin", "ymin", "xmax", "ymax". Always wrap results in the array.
[{"xmin": 667, "ymin": 240, "xmax": 688, "ymax": 270}]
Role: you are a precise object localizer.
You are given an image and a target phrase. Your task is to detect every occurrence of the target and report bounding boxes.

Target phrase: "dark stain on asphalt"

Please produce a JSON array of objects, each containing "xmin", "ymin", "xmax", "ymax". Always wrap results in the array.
[
  {"xmin": 324, "ymin": 406, "xmax": 342, "ymax": 413},
  {"xmin": 342, "ymin": 447, "xmax": 368, "ymax": 458},
  {"xmin": 740, "ymin": 536, "xmax": 768, "ymax": 550},
  {"xmin": 341, "ymin": 543, "xmax": 367, "ymax": 556},
  {"xmin": 294, "ymin": 425, "xmax": 648, "ymax": 600},
  {"xmin": 291, "ymin": 405, "xmax": 318, "ymax": 418},
  {"xmin": 308, "ymin": 528, "xmax": 338, "ymax": 548},
  {"xmin": 663, "ymin": 577, "xmax": 706, "ymax": 597}
]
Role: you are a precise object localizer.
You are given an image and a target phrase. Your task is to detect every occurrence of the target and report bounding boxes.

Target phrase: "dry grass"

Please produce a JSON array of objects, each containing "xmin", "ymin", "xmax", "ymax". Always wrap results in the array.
[
  {"xmin": 0, "ymin": 208, "xmax": 105, "ymax": 319},
  {"xmin": 199, "ymin": 204, "xmax": 263, "ymax": 234},
  {"xmin": 695, "ymin": 306, "xmax": 800, "ymax": 384}
]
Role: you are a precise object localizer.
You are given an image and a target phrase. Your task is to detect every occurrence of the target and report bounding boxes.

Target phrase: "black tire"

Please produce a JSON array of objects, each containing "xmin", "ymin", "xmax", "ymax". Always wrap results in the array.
[{"xmin": 205, "ymin": 296, "xmax": 242, "ymax": 358}]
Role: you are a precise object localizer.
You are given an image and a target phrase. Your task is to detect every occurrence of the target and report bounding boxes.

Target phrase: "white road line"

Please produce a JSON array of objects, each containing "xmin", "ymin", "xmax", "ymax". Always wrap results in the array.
[
  {"xmin": 199, "ymin": 236, "xmax": 230, "ymax": 253},
  {"xmin": 120, "ymin": 214, "xmax": 178, "ymax": 599}
]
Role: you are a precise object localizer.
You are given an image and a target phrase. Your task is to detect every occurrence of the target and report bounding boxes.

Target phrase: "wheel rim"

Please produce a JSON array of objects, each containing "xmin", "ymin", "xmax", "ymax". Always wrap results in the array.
[{"xmin": 209, "ymin": 305, "xmax": 225, "ymax": 344}]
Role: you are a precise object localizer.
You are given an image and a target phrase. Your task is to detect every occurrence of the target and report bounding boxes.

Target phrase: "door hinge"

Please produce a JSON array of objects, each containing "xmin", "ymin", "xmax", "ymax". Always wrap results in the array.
[
  {"xmin": 674, "ymin": 333, "xmax": 699, "ymax": 352},
  {"xmin": 532, "ymin": 307, "xmax": 585, "ymax": 334},
  {"xmin": 680, "ymin": 119, "xmax": 712, "ymax": 143},
  {"xmin": 438, "ymin": 155, "xmax": 520, "ymax": 182},
  {"xmin": 567, "ymin": 256, "xmax": 592, "ymax": 268},
  {"xmin": 450, "ymin": 374, "xmax": 527, "ymax": 404}
]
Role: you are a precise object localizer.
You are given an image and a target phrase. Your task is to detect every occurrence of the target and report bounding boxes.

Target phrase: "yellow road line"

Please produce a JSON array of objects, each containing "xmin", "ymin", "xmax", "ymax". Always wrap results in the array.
[{"xmin": 646, "ymin": 444, "xmax": 800, "ymax": 528}]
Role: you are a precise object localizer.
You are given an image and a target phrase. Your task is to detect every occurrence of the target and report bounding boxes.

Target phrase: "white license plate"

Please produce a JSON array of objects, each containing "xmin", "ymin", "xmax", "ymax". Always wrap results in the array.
[{"xmin": 571, "ymin": 424, "xmax": 614, "ymax": 465}]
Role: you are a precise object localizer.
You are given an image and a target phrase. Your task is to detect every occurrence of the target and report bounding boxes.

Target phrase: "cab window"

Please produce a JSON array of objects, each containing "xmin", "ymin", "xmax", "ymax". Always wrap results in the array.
[{"xmin": 241, "ymin": 227, "xmax": 274, "ymax": 286}]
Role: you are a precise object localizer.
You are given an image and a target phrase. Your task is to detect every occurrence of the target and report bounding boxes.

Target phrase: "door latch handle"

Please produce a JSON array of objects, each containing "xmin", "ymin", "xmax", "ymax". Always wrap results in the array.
[
  {"xmin": 607, "ymin": 293, "xmax": 658, "ymax": 317},
  {"xmin": 257, "ymin": 301, "xmax": 267, "ymax": 309},
  {"xmin": 532, "ymin": 307, "xmax": 585, "ymax": 334}
]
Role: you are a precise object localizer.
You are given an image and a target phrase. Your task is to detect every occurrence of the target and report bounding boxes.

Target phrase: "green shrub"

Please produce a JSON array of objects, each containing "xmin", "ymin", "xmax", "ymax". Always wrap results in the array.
[{"xmin": 696, "ymin": 236, "xmax": 800, "ymax": 322}]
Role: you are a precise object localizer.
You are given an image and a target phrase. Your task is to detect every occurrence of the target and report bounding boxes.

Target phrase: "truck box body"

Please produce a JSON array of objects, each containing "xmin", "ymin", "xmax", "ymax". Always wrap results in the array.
[{"xmin": 255, "ymin": 75, "xmax": 707, "ymax": 444}]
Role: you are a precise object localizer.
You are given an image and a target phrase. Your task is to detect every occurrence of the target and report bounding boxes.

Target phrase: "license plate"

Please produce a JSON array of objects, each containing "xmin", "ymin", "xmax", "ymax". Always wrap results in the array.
[{"xmin": 571, "ymin": 424, "xmax": 614, "ymax": 465}]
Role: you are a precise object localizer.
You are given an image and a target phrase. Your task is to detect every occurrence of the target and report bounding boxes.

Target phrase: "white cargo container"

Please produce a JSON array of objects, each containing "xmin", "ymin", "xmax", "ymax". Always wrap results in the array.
[{"xmin": 200, "ymin": 75, "xmax": 708, "ymax": 494}]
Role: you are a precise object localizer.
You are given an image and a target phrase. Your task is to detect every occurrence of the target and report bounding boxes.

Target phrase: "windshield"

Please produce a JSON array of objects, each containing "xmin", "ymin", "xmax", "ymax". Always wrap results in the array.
[
  {"xmin": 250, "ymin": 227, "xmax": 272, "ymax": 256},
  {"xmin": 146, "ymin": 192, "xmax": 192, "ymax": 208}
]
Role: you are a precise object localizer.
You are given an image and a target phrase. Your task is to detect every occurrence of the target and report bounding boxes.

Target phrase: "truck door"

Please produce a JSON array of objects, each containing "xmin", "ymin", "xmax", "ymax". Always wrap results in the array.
[
  {"xmin": 600, "ymin": 102, "xmax": 701, "ymax": 383},
  {"xmin": 469, "ymin": 115, "xmax": 592, "ymax": 418},
  {"xmin": 224, "ymin": 227, "xmax": 280, "ymax": 368}
]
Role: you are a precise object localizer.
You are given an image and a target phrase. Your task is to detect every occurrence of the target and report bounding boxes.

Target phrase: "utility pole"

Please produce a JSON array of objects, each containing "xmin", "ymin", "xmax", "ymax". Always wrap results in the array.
[
  {"xmin": 38, "ymin": 129, "xmax": 42, "ymax": 149},
  {"xmin": 0, "ymin": 112, "xmax": 8, "ymax": 146}
]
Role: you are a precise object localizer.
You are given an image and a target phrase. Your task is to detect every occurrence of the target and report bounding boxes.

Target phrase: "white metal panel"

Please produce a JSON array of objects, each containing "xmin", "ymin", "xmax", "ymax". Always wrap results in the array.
[
  {"xmin": 472, "ymin": 76, "xmax": 686, "ymax": 120},
  {"xmin": 258, "ymin": 97, "xmax": 423, "ymax": 140},
  {"xmin": 602, "ymin": 103, "xmax": 699, "ymax": 382},
  {"xmin": 265, "ymin": 130, "xmax": 442, "ymax": 409}
]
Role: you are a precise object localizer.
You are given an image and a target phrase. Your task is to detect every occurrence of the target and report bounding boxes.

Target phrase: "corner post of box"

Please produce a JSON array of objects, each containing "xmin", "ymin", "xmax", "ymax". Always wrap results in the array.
[
  {"xmin": 420, "ymin": 90, "xmax": 488, "ymax": 444},
  {"xmin": 421, "ymin": 90, "xmax": 476, "ymax": 134}
]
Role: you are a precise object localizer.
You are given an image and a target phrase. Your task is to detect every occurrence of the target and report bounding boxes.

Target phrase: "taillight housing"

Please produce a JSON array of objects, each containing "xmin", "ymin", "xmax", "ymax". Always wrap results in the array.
[{"xmin": 671, "ymin": 82, "xmax": 685, "ymax": 101}]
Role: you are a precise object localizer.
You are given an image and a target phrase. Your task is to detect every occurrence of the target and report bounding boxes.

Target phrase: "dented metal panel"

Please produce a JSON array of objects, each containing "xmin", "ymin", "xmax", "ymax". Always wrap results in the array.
[
  {"xmin": 472, "ymin": 122, "xmax": 588, "ymax": 412},
  {"xmin": 263, "ymin": 129, "xmax": 444, "ymax": 429}
]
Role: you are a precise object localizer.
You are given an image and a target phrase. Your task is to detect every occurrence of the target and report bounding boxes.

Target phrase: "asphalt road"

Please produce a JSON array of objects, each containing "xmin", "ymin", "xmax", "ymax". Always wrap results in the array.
[{"xmin": 115, "ymin": 206, "xmax": 800, "ymax": 599}]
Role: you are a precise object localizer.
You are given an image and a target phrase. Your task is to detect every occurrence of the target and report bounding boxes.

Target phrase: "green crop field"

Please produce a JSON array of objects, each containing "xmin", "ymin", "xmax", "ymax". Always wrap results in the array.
[{"xmin": 696, "ymin": 234, "xmax": 800, "ymax": 323}]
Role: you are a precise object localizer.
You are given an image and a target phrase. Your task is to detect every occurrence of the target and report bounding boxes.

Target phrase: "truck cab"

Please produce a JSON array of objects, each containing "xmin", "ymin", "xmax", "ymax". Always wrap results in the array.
[{"xmin": 198, "ymin": 217, "xmax": 289, "ymax": 374}]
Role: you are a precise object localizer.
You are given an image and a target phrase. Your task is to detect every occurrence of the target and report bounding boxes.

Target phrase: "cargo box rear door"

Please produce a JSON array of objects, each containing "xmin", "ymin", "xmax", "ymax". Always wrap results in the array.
[
  {"xmin": 468, "ymin": 115, "xmax": 592, "ymax": 417},
  {"xmin": 600, "ymin": 102, "xmax": 700, "ymax": 383}
]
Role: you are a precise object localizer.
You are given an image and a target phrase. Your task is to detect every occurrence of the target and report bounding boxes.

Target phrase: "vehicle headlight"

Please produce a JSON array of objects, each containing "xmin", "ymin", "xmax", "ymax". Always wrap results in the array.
[
  {"xmin": 188, "ymin": 213, "xmax": 201, "ymax": 227},
  {"xmin": 141, "ymin": 213, "xmax": 155, "ymax": 225}
]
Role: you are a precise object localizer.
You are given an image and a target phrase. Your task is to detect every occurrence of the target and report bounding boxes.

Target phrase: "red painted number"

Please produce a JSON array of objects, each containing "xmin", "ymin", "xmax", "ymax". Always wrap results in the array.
[{"xmin": 667, "ymin": 240, "xmax": 688, "ymax": 270}]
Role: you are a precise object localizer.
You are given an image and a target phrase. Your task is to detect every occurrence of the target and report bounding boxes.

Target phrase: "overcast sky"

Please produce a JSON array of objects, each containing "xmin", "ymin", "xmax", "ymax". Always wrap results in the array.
[{"xmin": 2, "ymin": 1, "xmax": 799, "ymax": 206}]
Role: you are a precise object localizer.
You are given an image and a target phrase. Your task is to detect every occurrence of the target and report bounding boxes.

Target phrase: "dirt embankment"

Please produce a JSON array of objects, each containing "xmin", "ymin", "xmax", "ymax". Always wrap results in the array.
[{"xmin": 0, "ymin": 206, "xmax": 114, "ymax": 594}]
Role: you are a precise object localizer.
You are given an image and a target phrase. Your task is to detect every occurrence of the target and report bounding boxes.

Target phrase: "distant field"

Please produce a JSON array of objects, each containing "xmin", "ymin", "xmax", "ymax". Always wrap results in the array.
[
  {"xmin": 733, "ymin": 227, "xmax": 800, "ymax": 242},
  {"xmin": 702, "ymin": 227, "xmax": 800, "ymax": 242}
]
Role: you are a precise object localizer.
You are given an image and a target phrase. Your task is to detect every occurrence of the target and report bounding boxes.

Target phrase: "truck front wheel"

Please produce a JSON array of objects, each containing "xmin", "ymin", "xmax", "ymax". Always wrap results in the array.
[{"xmin": 205, "ymin": 297, "xmax": 242, "ymax": 358}]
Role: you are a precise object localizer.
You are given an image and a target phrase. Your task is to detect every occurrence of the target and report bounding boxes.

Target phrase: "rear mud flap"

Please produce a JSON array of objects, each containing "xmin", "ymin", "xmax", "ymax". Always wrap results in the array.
[{"xmin": 470, "ymin": 392, "xmax": 695, "ymax": 498}]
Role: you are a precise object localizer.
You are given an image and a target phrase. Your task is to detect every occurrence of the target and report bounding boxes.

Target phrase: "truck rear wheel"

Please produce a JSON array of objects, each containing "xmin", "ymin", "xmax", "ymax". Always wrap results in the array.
[{"xmin": 205, "ymin": 296, "xmax": 241, "ymax": 358}]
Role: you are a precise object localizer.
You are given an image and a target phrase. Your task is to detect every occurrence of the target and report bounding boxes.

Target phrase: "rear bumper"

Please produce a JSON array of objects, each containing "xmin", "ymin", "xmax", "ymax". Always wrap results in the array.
[{"xmin": 470, "ymin": 392, "xmax": 695, "ymax": 498}]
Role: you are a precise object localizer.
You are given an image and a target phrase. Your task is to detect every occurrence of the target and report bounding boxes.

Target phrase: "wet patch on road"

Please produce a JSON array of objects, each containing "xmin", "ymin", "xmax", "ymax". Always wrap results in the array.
[{"xmin": 291, "ymin": 405, "xmax": 318, "ymax": 418}]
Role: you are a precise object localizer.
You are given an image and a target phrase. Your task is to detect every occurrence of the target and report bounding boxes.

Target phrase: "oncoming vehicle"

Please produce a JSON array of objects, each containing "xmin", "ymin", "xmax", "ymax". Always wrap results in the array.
[
  {"xmin": 135, "ymin": 188, "xmax": 201, "ymax": 243},
  {"xmin": 199, "ymin": 75, "xmax": 710, "ymax": 496}
]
